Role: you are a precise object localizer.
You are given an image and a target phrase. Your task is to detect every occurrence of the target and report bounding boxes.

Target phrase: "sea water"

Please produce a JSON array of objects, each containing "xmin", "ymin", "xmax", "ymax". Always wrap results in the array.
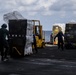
[{"xmin": 43, "ymin": 31, "xmax": 52, "ymax": 42}]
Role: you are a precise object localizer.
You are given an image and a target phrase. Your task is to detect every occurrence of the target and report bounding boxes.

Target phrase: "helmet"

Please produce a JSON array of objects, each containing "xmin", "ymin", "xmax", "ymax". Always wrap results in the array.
[{"xmin": 1, "ymin": 24, "xmax": 7, "ymax": 28}]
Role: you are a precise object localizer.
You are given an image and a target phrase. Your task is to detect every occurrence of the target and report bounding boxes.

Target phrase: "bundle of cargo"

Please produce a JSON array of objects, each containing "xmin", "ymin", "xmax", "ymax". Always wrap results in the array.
[
  {"xmin": 52, "ymin": 23, "xmax": 65, "ymax": 45},
  {"xmin": 52, "ymin": 25, "xmax": 62, "ymax": 44},
  {"xmin": 8, "ymin": 20, "xmax": 33, "ymax": 57},
  {"xmin": 3, "ymin": 11, "xmax": 24, "ymax": 23},
  {"xmin": 3, "ymin": 11, "xmax": 33, "ymax": 57},
  {"xmin": 64, "ymin": 23, "xmax": 76, "ymax": 49}
]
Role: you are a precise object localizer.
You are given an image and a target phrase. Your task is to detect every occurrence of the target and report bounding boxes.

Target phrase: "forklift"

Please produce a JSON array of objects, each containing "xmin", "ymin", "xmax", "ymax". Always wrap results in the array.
[{"xmin": 32, "ymin": 20, "xmax": 45, "ymax": 48}]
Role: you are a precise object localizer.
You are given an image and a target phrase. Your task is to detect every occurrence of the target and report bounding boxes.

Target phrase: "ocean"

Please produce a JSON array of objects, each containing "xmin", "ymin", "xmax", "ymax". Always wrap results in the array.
[{"xmin": 43, "ymin": 31, "xmax": 52, "ymax": 42}]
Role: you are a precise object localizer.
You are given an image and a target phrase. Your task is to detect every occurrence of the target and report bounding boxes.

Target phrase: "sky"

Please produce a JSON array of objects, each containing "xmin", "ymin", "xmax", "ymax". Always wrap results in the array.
[{"xmin": 0, "ymin": 0, "xmax": 76, "ymax": 31}]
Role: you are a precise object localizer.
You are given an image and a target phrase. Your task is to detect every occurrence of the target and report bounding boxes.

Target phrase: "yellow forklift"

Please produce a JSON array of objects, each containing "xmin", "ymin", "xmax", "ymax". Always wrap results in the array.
[{"xmin": 32, "ymin": 20, "xmax": 45, "ymax": 48}]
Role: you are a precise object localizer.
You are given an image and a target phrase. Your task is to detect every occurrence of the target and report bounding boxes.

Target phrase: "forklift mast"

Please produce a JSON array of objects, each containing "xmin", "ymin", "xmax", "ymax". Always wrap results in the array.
[{"xmin": 32, "ymin": 20, "xmax": 42, "ymax": 39}]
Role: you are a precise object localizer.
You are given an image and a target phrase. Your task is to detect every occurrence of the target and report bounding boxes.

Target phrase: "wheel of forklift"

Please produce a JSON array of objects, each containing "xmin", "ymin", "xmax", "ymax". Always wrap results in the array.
[{"xmin": 41, "ymin": 42, "xmax": 45, "ymax": 48}]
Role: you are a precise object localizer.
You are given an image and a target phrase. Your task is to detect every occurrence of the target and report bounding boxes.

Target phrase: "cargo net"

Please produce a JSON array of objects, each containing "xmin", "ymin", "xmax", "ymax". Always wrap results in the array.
[{"xmin": 3, "ymin": 11, "xmax": 24, "ymax": 23}]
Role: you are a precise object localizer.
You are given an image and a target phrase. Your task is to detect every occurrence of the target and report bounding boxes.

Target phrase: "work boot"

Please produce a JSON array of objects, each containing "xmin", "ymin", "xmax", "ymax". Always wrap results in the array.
[{"xmin": 3, "ymin": 58, "xmax": 8, "ymax": 61}]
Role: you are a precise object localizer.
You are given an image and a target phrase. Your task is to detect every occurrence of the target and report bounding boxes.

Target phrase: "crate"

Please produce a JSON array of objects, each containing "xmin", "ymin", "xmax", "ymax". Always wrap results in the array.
[
  {"xmin": 8, "ymin": 19, "xmax": 32, "ymax": 57},
  {"xmin": 64, "ymin": 23, "xmax": 76, "ymax": 49}
]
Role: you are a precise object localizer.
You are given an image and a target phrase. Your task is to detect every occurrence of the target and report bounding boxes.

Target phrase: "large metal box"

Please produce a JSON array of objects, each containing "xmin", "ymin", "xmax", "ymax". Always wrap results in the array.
[
  {"xmin": 64, "ymin": 23, "xmax": 76, "ymax": 49},
  {"xmin": 8, "ymin": 19, "xmax": 29, "ymax": 57}
]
